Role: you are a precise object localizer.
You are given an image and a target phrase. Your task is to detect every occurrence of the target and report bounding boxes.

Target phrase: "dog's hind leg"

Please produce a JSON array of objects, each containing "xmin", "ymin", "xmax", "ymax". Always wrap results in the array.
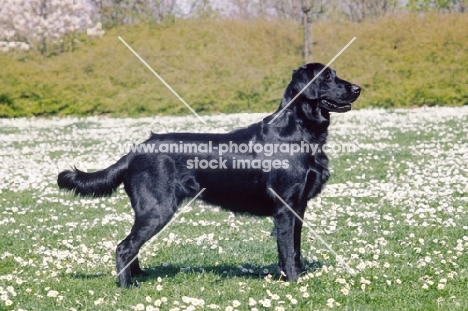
[
  {"xmin": 116, "ymin": 166, "xmax": 180, "ymax": 287},
  {"xmin": 115, "ymin": 156, "xmax": 189, "ymax": 287},
  {"xmin": 129, "ymin": 256, "xmax": 146, "ymax": 276},
  {"xmin": 115, "ymin": 198, "xmax": 177, "ymax": 287}
]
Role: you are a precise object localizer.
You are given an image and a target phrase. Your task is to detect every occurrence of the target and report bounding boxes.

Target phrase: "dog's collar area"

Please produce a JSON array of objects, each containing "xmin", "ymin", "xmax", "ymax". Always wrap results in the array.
[{"xmin": 319, "ymin": 98, "xmax": 352, "ymax": 113}]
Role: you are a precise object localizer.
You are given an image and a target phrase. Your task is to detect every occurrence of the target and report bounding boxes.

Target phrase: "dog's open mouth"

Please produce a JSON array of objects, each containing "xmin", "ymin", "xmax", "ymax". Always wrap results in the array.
[{"xmin": 319, "ymin": 99, "xmax": 352, "ymax": 113}]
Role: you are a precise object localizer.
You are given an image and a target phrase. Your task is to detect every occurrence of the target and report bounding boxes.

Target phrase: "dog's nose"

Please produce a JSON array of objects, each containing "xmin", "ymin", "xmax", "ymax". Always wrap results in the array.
[{"xmin": 351, "ymin": 84, "xmax": 361, "ymax": 95}]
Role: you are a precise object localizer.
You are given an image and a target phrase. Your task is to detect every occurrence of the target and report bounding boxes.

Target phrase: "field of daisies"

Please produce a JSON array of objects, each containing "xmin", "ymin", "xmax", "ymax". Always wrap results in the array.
[{"xmin": 1, "ymin": 107, "xmax": 467, "ymax": 310}]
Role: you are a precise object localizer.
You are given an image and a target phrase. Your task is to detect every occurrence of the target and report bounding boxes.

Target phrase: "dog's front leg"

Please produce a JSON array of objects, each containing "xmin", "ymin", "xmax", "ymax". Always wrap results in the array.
[
  {"xmin": 293, "ymin": 205, "xmax": 306, "ymax": 276},
  {"xmin": 274, "ymin": 207, "xmax": 298, "ymax": 281}
]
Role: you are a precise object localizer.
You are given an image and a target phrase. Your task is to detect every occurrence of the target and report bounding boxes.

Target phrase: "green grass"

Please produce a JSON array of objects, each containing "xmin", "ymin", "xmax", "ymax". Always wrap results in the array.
[
  {"xmin": 1, "ymin": 108, "xmax": 467, "ymax": 310},
  {"xmin": 0, "ymin": 14, "xmax": 467, "ymax": 118}
]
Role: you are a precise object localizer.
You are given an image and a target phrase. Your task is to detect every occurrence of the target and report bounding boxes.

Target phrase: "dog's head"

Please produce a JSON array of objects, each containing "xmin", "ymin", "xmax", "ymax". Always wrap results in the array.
[{"xmin": 287, "ymin": 62, "xmax": 361, "ymax": 113}]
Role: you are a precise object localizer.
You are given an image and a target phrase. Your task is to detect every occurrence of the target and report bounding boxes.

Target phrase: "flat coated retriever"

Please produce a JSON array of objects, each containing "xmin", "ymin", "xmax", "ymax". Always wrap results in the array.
[{"xmin": 58, "ymin": 62, "xmax": 361, "ymax": 287}]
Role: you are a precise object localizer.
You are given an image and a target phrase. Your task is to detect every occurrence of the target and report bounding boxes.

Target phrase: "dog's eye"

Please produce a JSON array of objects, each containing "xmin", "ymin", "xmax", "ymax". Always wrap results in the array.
[{"xmin": 324, "ymin": 71, "xmax": 332, "ymax": 81}]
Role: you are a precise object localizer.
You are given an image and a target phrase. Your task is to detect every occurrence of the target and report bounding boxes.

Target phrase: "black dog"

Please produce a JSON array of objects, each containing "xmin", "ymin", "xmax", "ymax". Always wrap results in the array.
[{"xmin": 58, "ymin": 63, "xmax": 360, "ymax": 287}]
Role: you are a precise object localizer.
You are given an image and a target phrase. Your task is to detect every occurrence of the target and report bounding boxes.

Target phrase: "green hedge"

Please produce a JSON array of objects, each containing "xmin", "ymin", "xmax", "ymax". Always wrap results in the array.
[{"xmin": 0, "ymin": 14, "xmax": 466, "ymax": 118}]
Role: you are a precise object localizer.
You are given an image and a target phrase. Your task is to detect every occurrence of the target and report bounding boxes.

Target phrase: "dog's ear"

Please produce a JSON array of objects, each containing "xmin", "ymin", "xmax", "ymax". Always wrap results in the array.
[
  {"xmin": 292, "ymin": 68, "xmax": 318, "ymax": 100},
  {"xmin": 301, "ymin": 80, "xmax": 318, "ymax": 100}
]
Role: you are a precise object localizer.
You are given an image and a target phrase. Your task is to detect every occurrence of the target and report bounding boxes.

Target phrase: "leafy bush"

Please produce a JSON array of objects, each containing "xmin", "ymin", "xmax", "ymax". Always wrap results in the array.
[
  {"xmin": 311, "ymin": 13, "xmax": 468, "ymax": 109},
  {"xmin": 1, "ymin": 14, "xmax": 467, "ymax": 118}
]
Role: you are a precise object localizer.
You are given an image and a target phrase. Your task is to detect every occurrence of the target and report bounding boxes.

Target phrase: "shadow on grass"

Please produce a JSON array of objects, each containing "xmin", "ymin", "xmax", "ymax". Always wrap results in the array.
[
  {"xmin": 134, "ymin": 259, "xmax": 323, "ymax": 284},
  {"xmin": 72, "ymin": 272, "xmax": 107, "ymax": 280},
  {"xmin": 71, "ymin": 260, "xmax": 323, "ymax": 285}
]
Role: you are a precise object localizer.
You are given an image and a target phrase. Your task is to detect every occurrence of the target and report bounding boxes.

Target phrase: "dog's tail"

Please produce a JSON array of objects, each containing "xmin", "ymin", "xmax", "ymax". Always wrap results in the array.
[{"xmin": 57, "ymin": 155, "xmax": 129, "ymax": 197}]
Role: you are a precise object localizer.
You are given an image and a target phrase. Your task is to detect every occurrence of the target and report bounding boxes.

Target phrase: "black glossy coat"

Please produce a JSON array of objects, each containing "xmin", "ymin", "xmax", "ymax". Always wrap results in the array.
[{"xmin": 58, "ymin": 62, "xmax": 361, "ymax": 287}]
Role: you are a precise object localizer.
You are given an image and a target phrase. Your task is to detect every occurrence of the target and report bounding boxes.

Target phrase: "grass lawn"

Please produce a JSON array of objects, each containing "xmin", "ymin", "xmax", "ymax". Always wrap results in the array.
[{"xmin": 0, "ymin": 107, "xmax": 467, "ymax": 310}]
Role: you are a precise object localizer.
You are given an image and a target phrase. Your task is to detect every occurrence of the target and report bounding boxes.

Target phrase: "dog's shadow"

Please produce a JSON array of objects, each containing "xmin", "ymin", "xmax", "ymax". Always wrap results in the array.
[
  {"xmin": 137, "ymin": 262, "xmax": 276, "ymax": 282},
  {"xmin": 136, "ymin": 259, "xmax": 323, "ymax": 284},
  {"xmin": 72, "ymin": 260, "xmax": 323, "ymax": 285}
]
